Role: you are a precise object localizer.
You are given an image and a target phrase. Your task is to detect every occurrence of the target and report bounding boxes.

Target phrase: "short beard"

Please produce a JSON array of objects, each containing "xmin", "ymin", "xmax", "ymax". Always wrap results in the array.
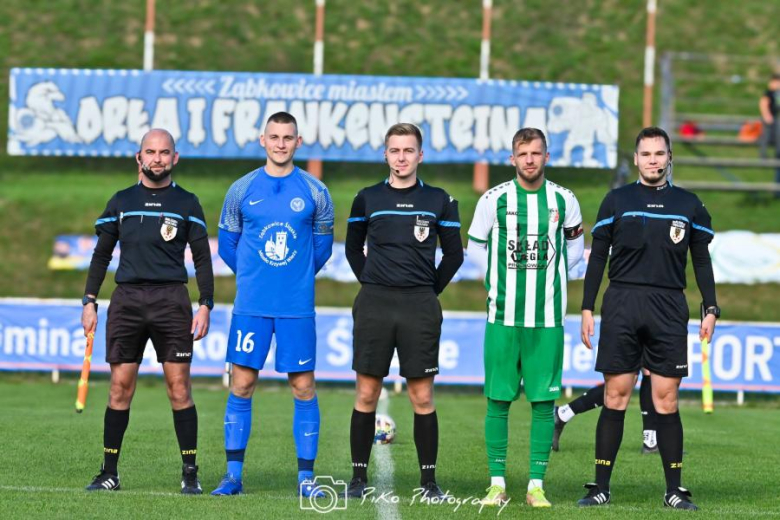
[
  {"xmin": 141, "ymin": 163, "xmax": 173, "ymax": 183},
  {"xmin": 516, "ymin": 166, "xmax": 544, "ymax": 185}
]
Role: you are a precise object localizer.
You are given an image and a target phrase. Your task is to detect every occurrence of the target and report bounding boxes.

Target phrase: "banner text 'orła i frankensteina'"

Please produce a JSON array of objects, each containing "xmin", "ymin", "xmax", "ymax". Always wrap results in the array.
[{"xmin": 9, "ymin": 68, "xmax": 618, "ymax": 166}]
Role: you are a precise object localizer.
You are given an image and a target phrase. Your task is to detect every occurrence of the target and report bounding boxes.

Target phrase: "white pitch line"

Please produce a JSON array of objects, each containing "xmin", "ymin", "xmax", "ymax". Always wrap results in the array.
[{"xmin": 374, "ymin": 387, "xmax": 400, "ymax": 520}]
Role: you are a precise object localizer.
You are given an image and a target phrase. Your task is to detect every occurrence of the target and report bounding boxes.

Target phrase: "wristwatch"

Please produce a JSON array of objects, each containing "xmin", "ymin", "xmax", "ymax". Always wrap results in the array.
[
  {"xmin": 198, "ymin": 297, "xmax": 214, "ymax": 310},
  {"xmin": 703, "ymin": 305, "xmax": 721, "ymax": 319},
  {"xmin": 82, "ymin": 295, "xmax": 97, "ymax": 306}
]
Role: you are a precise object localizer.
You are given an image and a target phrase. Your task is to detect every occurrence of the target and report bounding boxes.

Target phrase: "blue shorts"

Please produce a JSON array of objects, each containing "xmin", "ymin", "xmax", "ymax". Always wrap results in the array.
[{"xmin": 226, "ymin": 315, "xmax": 316, "ymax": 373}]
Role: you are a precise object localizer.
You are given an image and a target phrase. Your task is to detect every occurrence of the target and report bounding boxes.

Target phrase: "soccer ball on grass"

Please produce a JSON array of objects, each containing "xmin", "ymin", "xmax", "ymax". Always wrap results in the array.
[{"xmin": 374, "ymin": 414, "xmax": 396, "ymax": 444}]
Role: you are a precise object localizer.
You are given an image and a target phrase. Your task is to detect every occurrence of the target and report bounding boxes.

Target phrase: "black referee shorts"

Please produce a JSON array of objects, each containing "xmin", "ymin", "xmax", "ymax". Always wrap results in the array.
[
  {"xmin": 106, "ymin": 284, "xmax": 194, "ymax": 364},
  {"xmin": 352, "ymin": 284, "xmax": 442, "ymax": 379},
  {"xmin": 596, "ymin": 283, "xmax": 690, "ymax": 378}
]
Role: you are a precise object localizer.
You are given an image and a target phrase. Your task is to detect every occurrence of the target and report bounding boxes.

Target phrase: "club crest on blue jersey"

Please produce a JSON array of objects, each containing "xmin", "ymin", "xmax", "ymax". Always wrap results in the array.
[
  {"xmin": 161, "ymin": 217, "xmax": 178, "ymax": 241},
  {"xmin": 414, "ymin": 218, "xmax": 430, "ymax": 242},
  {"xmin": 258, "ymin": 221, "xmax": 299, "ymax": 267},
  {"xmin": 670, "ymin": 220, "xmax": 686, "ymax": 244},
  {"xmin": 290, "ymin": 197, "xmax": 305, "ymax": 212}
]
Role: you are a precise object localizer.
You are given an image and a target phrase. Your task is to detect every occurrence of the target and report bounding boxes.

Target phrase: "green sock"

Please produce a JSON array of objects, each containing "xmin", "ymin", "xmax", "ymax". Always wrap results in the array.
[
  {"xmin": 529, "ymin": 400, "xmax": 554, "ymax": 480},
  {"xmin": 485, "ymin": 398, "xmax": 511, "ymax": 477}
]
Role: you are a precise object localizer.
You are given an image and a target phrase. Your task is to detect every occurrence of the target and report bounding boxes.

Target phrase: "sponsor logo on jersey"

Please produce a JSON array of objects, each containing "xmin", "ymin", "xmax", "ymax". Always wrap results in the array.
[
  {"xmin": 145, "ymin": 202, "xmax": 162, "ymax": 207},
  {"xmin": 397, "ymin": 203, "xmax": 414, "ymax": 208},
  {"xmin": 508, "ymin": 234, "xmax": 556, "ymax": 270},
  {"xmin": 670, "ymin": 220, "xmax": 686, "ymax": 244},
  {"xmin": 290, "ymin": 197, "xmax": 305, "ymax": 212},
  {"xmin": 161, "ymin": 217, "xmax": 178, "ymax": 241},
  {"xmin": 258, "ymin": 221, "xmax": 299, "ymax": 267},
  {"xmin": 414, "ymin": 217, "xmax": 430, "ymax": 242}
]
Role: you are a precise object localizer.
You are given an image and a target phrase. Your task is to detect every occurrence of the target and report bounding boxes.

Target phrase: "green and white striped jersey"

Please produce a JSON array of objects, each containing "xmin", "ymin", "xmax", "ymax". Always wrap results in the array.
[{"xmin": 468, "ymin": 178, "xmax": 582, "ymax": 327}]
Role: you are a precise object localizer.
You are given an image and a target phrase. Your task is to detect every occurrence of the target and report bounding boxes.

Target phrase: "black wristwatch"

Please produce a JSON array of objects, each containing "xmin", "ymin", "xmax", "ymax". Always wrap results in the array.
[
  {"xmin": 82, "ymin": 295, "xmax": 97, "ymax": 306},
  {"xmin": 702, "ymin": 304, "xmax": 721, "ymax": 319},
  {"xmin": 198, "ymin": 297, "xmax": 214, "ymax": 310}
]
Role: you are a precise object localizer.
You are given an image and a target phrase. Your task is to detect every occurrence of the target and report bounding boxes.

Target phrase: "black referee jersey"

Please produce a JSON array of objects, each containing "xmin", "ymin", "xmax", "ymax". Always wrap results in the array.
[
  {"xmin": 85, "ymin": 181, "xmax": 214, "ymax": 299},
  {"xmin": 345, "ymin": 179, "xmax": 464, "ymax": 293},
  {"xmin": 582, "ymin": 181, "xmax": 717, "ymax": 309}
]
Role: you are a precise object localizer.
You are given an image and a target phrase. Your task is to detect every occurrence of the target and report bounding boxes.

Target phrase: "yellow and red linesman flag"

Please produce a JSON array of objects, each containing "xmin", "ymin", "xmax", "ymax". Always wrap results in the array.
[
  {"xmin": 75, "ymin": 332, "xmax": 94, "ymax": 413},
  {"xmin": 701, "ymin": 337, "xmax": 714, "ymax": 414}
]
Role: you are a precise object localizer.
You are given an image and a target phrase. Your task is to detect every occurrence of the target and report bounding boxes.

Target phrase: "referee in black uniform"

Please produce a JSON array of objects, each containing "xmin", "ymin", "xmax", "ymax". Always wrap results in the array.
[
  {"xmin": 81, "ymin": 129, "xmax": 214, "ymax": 494},
  {"xmin": 344, "ymin": 123, "xmax": 464, "ymax": 499},
  {"xmin": 577, "ymin": 127, "xmax": 718, "ymax": 510}
]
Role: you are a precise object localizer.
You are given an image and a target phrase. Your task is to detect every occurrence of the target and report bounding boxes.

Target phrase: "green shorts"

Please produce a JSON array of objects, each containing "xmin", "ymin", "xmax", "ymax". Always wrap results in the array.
[{"xmin": 483, "ymin": 322, "xmax": 563, "ymax": 402}]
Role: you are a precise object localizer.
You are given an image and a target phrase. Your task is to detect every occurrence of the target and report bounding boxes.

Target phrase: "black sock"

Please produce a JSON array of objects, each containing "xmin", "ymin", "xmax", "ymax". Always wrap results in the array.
[
  {"xmin": 656, "ymin": 411, "xmax": 683, "ymax": 492},
  {"xmin": 570, "ymin": 384, "xmax": 605, "ymax": 415},
  {"xmin": 594, "ymin": 406, "xmax": 625, "ymax": 491},
  {"xmin": 103, "ymin": 407, "xmax": 130, "ymax": 475},
  {"xmin": 350, "ymin": 409, "xmax": 375, "ymax": 481},
  {"xmin": 173, "ymin": 406, "xmax": 198, "ymax": 466},
  {"xmin": 639, "ymin": 376, "xmax": 657, "ymax": 432},
  {"xmin": 414, "ymin": 411, "xmax": 439, "ymax": 485}
]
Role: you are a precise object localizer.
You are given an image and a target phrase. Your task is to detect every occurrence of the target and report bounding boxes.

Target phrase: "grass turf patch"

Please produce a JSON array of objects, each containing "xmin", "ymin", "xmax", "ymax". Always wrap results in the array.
[{"xmin": 0, "ymin": 374, "xmax": 778, "ymax": 519}]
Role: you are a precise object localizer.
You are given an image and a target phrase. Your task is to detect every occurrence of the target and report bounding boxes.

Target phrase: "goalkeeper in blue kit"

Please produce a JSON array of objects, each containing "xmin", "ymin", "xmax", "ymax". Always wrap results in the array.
[{"xmin": 211, "ymin": 112, "xmax": 334, "ymax": 497}]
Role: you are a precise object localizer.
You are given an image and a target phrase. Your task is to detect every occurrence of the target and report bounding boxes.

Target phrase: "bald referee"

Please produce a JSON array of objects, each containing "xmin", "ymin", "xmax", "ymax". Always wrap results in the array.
[{"xmin": 81, "ymin": 129, "xmax": 214, "ymax": 494}]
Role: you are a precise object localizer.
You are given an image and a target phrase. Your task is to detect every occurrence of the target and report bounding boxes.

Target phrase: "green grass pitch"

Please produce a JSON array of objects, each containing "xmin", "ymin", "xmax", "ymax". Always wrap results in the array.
[{"xmin": 1, "ymin": 374, "xmax": 779, "ymax": 519}]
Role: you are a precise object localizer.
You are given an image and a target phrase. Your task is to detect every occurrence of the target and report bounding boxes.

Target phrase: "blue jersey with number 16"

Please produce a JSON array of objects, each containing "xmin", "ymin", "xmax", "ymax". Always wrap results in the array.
[{"xmin": 218, "ymin": 166, "xmax": 334, "ymax": 317}]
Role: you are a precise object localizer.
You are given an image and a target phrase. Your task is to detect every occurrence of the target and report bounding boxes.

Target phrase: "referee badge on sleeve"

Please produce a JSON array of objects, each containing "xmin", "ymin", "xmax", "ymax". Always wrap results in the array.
[
  {"xmin": 669, "ymin": 220, "xmax": 685, "ymax": 244},
  {"xmin": 414, "ymin": 217, "xmax": 430, "ymax": 242},
  {"xmin": 161, "ymin": 217, "xmax": 178, "ymax": 241}
]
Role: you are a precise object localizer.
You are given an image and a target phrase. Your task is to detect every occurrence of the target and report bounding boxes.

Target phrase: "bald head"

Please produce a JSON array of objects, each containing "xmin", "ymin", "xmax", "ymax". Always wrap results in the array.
[
  {"xmin": 137, "ymin": 128, "xmax": 179, "ymax": 185},
  {"xmin": 140, "ymin": 128, "xmax": 176, "ymax": 152}
]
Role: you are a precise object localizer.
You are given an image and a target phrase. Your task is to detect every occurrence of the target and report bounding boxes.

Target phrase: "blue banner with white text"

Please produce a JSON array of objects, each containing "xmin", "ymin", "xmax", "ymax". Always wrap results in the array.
[
  {"xmin": 1, "ymin": 299, "xmax": 778, "ymax": 393},
  {"xmin": 9, "ymin": 68, "xmax": 618, "ymax": 167}
]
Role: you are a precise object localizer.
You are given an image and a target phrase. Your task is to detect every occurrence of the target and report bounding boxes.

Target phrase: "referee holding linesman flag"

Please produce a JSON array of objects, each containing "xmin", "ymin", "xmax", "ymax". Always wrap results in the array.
[
  {"xmin": 81, "ymin": 128, "xmax": 214, "ymax": 494},
  {"xmin": 577, "ymin": 127, "xmax": 719, "ymax": 510},
  {"xmin": 344, "ymin": 123, "xmax": 464, "ymax": 500}
]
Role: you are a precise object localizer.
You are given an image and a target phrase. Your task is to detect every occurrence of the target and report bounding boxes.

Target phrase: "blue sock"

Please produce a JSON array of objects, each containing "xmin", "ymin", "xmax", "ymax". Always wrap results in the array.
[
  {"xmin": 224, "ymin": 393, "xmax": 252, "ymax": 479},
  {"xmin": 293, "ymin": 395, "xmax": 320, "ymax": 479}
]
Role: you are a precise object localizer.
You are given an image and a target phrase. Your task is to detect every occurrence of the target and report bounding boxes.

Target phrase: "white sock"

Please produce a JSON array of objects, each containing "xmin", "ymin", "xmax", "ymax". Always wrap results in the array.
[
  {"xmin": 528, "ymin": 479, "xmax": 543, "ymax": 491},
  {"xmin": 491, "ymin": 476, "xmax": 506, "ymax": 488},
  {"xmin": 643, "ymin": 429, "xmax": 657, "ymax": 447},
  {"xmin": 558, "ymin": 404, "xmax": 575, "ymax": 422}
]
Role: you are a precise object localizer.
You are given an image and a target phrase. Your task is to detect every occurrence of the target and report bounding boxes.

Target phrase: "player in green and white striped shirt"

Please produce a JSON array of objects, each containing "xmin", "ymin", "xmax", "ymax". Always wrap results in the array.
[{"xmin": 467, "ymin": 128, "xmax": 584, "ymax": 508}]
